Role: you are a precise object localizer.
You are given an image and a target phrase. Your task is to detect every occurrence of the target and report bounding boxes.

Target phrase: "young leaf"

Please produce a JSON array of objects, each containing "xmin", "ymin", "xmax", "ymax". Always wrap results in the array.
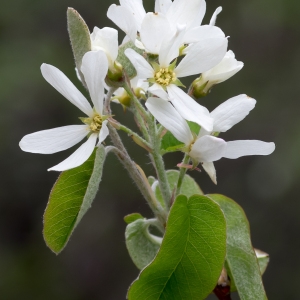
[
  {"xmin": 255, "ymin": 249, "xmax": 269, "ymax": 275},
  {"xmin": 126, "ymin": 219, "xmax": 162, "ymax": 270},
  {"xmin": 160, "ymin": 130, "xmax": 185, "ymax": 154},
  {"xmin": 67, "ymin": 8, "xmax": 91, "ymax": 86},
  {"xmin": 43, "ymin": 146, "xmax": 106, "ymax": 254},
  {"xmin": 117, "ymin": 41, "xmax": 144, "ymax": 79},
  {"xmin": 127, "ymin": 194, "xmax": 226, "ymax": 300},
  {"xmin": 124, "ymin": 213, "xmax": 144, "ymax": 225},
  {"xmin": 207, "ymin": 194, "xmax": 267, "ymax": 300},
  {"xmin": 154, "ymin": 170, "xmax": 203, "ymax": 207}
]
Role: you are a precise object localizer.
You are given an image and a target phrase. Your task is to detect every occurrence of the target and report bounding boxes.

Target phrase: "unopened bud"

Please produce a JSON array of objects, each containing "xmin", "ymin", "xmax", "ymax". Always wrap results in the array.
[
  {"xmin": 106, "ymin": 61, "xmax": 124, "ymax": 87},
  {"xmin": 190, "ymin": 76, "xmax": 209, "ymax": 98}
]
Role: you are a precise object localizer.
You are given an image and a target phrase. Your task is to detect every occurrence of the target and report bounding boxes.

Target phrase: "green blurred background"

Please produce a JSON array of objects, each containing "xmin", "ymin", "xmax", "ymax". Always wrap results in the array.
[{"xmin": 0, "ymin": 0, "xmax": 299, "ymax": 298}]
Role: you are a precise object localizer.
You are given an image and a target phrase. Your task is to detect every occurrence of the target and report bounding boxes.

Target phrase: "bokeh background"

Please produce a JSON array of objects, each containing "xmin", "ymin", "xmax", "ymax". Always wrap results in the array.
[{"xmin": 0, "ymin": 0, "xmax": 299, "ymax": 299}]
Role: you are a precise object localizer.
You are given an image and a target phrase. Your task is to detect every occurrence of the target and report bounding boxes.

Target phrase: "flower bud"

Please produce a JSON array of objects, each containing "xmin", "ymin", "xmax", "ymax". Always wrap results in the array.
[{"xmin": 191, "ymin": 50, "xmax": 244, "ymax": 98}]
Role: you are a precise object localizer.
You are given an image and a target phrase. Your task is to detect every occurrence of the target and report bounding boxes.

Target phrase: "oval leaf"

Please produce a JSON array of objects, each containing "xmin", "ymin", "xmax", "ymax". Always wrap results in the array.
[
  {"xmin": 43, "ymin": 146, "xmax": 106, "ymax": 254},
  {"xmin": 127, "ymin": 194, "xmax": 226, "ymax": 300},
  {"xmin": 154, "ymin": 169, "xmax": 203, "ymax": 207},
  {"xmin": 126, "ymin": 219, "xmax": 162, "ymax": 270},
  {"xmin": 67, "ymin": 8, "xmax": 91, "ymax": 86},
  {"xmin": 207, "ymin": 194, "xmax": 267, "ymax": 300}
]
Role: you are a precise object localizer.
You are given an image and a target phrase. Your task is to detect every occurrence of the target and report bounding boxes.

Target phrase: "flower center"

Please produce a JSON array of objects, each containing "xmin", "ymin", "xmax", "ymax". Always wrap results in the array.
[
  {"xmin": 80, "ymin": 113, "xmax": 103, "ymax": 133},
  {"xmin": 154, "ymin": 67, "xmax": 177, "ymax": 86},
  {"xmin": 89, "ymin": 114, "xmax": 102, "ymax": 132}
]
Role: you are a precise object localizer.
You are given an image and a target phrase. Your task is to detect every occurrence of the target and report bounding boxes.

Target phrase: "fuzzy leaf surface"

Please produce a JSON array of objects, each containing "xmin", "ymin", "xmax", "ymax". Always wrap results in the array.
[
  {"xmin": 67, "ymin": 8, "xmax": 91, "ymax": 85},
  {"xmin": 127, "ymin": 194, "xmax": 226, "ymax": 300},
  {"xmin": 126, "ymin": 219, "xmax": 162, "ymax": 270},
  {"xmin": 207, "ymin": 194, "xmax": 267, "ymax": 300},
  {"xmin": 43, "ymin": 146, "xmax": 106, "ymax": 254},
  {"xmin": 154, "ymin": 170, "xmax": 203, "ymax": 207}
]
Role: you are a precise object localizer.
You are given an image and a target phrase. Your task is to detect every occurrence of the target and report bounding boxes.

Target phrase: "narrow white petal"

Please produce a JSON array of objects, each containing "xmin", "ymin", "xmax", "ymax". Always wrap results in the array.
[
  {"xmin": 223, "ymin": 140, "xmax": 275, "ymax": 159},
  {"xmin": 166, "ymin": 0, "xmax": 204, "ymax": 30},
  {"xmin": 167, "ymin": 85, "xmax": 213, "ymax": 132},
  {"xmin": 97, "ymin": 120, "xmax": 109, "ymax": 145},
  {"xmin": 202, "ymin": 162, "xmax": 217, "ymax": 184},
  {"xmin": 146, "ymin": 97, "xmax": 193, "ymax": 146},
  {"xmin": 41, "ymin": 64, "xmax": 93, "ymax": 116},
  {"xmin": 148, "ymin": 84, "xmax": 169, "ymax": 100},
  {"xmin": 120, "ymin": 0, "xmax": 146, "ymax": 31},
  {"xmin": 90, "ymin": 27, "xmax": 119, "ymax": 64},
  {"xmin": 211, "ymin": 95, "xmax": 256, "ymax": 132},
  {"xmin": 81, "ymin": 51, "xmax": 108, "ymax": 115},
  {"xmin": 107, "ymin": 4, "xmax": 137, "ymax": 42},
  {"xmin": 184, "ymin": 25, "xmax": 225, "ymax": 44},
  {"xmin": 175, "ymin": 37, "xmax": 228, "ymax": 77},
  {"xmin": 48, "ymin": 134, "xmax": 97, "ymax": 171},
  {"xmin": 140, "ymin": 13, "xmax": 171, "ymax": 55},
  {"xmin": 189, "ymin": 135, "xmax": 226, "ymax": 162},
  {"xmin": 19, "ymin": 125, "xmax": 89, "ymax": 154},
  {"xmin": 159, "ymin": 24, "xmax": 186, "ymax": 67},
  {"xmin": 125, "ymin": 48, "xmax": 154, "ymax": 79},
  {"xmin": 209, "ymin": 7, "xmax": 222, "ymax": 26},
  {"xmin": 155, "ymin": 0, "xmax": 172, "ymax": 14}
]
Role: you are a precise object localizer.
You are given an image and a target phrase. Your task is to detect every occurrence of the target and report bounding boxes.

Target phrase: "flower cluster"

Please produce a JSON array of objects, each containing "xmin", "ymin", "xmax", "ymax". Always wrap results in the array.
[{"xmin": 19, "ymin": 0, "xmax": 275, "ymax": 183}]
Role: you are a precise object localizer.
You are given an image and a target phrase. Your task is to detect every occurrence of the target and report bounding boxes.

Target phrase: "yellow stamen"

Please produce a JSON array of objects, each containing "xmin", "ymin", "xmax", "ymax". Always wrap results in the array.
[{"xmin": 154, "ymin": 67, "xmax": 177, "ymax": 86}]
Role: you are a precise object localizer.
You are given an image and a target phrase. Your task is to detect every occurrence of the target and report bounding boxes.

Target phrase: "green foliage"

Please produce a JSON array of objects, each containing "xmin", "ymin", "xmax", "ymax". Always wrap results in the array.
[
  {"xmin": 43, "ymin": 146, "xmax": 106, "ymax": 254},
  {"xmin": 160, "ymin": 130, "xmax": 185, "ymax": 154},
  {"xmin": 117, "ymin": 41, "xmax": 144, "ymax": 79},
  {"xmin": 153, "ymin": 170, "xmax": 203, "ymax": 208},
  {"xmin": 187, "ymin": 121, "xmax": 201, "ymax": 135},
  {"xmin": 127, "ymin": 194, "xmax": 226, "ymax": 300},
  {"xmin": 124, "ymin": 213, "xmax": 144, "ymax": 224},
  {"xmin": 207, "ymin": 194, "xmax": 267, "ymax": 300},
  {"xmin": 67, "ymin": 8, "xmax": 91, "ymax": 86},
  {"xmin": 125, "ymin": 219, "xmax": 162, "ymax": 270}
]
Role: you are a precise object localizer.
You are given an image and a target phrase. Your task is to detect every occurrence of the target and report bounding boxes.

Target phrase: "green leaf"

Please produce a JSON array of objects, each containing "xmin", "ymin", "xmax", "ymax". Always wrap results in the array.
[
  {"xmin": 117, "ymin": 41, "xmax": 144, "ymax": 79},
  {"xmin": 125, "ymin": 219, "xmax": 162, "ymax": 270},
  {"xmin": 124, "ymin": 213, "xmax": 144, "ymax": 224},
  {"xmin": 127, "ymin": 194, "xmax": 226, "ymax": 300},
  {"xmin": 160, "ymin": 130, "xmax": 185, "ymax": 154},
  {"xmin": 207, "ymin": 194, "xmax": 267, "ymax": 300},
  {"xmin": 43, "ymin": 146, "xmax": 106, "ymax": 254},
  {"xmin": 154, "ymin": 170, "xmax": 203, "ymax": 207},
  {"xmin": 67, "ymin": 8, "xmax": 91, "ymax": 86}
]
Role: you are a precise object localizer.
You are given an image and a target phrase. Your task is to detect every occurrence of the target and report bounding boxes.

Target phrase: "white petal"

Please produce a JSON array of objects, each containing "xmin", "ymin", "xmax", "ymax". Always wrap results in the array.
[
  {"xmin": 146, "ymin": 97, "xmax": 193, "ymax": 146},
  {"xmin": 48, "ymin": 134, "xmax": 97, "ymax": 171},
  {"xmin": 155, "ymin": 0, "xmax": 172, "ymax": 14},
  {"xmin": 90, "ymin": 27, "xmax": 119, "ymax": 64},
  {"xmin": 41, "ymin": 64, "xmax": 93, "ymax": 116},
  {"xmin": 175, "ymin": 37, "xmax": 228, "ymax": 77},
  {"xmin": 202, "ymin": 162, "xmax": 217, "ymax": 184},
  {"xmin": 120, "ymin": 0, "xmax": 146, "ymax": 31},
  {"xmin": 140, "ymin": 13, "xmax": 171, "ymax": 55},
  {"xmin": 189, "ymin": 135, "xmax": 226, "ymax": 162},
  {"xmin": 211, "ymin": 94, "xmax": 256, "ymax": 132},
  {"xmin": 148, "ymin": 84, "xmax": 169, "ymax": 100},
  {"xmin": 19, "ymin": 125, "xmax": 89, "ymax": 154},
  {"xmin": 81, "ymin": 51, "xmax": 108, "ymax": 115},
  {"xmin": 159, "ymin": 24, "xmax": 186, "ymax": 67},
  {"xmin": 107, "ymin": 4, "xmax": 137, "ymax": 42},
  {"xmin": 209, "ymin": 7, "xmax": 222, "ymax": 26},
  {"xmin": 97, "ymin": 120, "xmax": 109, "ymax": 145},
  {"xmin": 125, "ymin": 48, "xmax": 154, "ymax": 79},
  {"xmin": 166, "ymin": 0, "xmax": 205, "ymax": 30},
  {"xmin": 183, "ymin": 25, "xmax": 225, "ymax": 44},
  {"xmin": 167, "ymin": 85, "xmax": 213, "ymax": 132},
  {"xmin": 223, "ymin": 140, "xmax": 275, "ymax": 159}
]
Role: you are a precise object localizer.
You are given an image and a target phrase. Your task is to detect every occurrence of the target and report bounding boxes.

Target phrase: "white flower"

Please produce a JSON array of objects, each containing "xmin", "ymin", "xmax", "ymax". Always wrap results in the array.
[
  {"xmin": 19, "ymin": 51, "xmax": 109, "ymax": 172},
  {"xmin": 90, "ymin": 26, "xmax": 119, "ymax": 70},
  {"xmin": 194, "ymin": 50, "xmax": 244, "ymax": 94},
  {"xmin": 124, "ymin": 14, "xmax": 228, "ymax": 131},
  {"xmin": 146, "ymin": 96, "xmax": 275, "ymax": 183}
]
